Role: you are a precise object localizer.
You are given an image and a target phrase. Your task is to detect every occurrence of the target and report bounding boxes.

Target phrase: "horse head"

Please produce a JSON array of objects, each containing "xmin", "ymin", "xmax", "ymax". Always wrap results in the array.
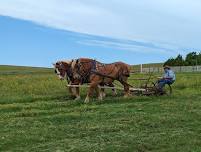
[
  {"xmin": 71, "ymin": 58, "xmax": 94, "ymax": 82},
  {"xmin": 53, "ymin": 60, "xmax": 73, "ymax": 80},
  {"xmin": 71, "ymin": 59, "xmax": 82, "ymax": 80}
]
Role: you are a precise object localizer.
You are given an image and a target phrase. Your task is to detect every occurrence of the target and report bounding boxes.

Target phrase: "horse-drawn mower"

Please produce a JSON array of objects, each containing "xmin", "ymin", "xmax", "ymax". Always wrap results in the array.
[
  {"xmin": 55, "ymin": 59, "xmax": 173, "ymax": 102},
  {"xmin": 129, "ymin": 77, "xmax": 172, "ymax": 96},
  {"xmin": 67, "ymin": 73, "xmax": 173, "ymax": 96}
]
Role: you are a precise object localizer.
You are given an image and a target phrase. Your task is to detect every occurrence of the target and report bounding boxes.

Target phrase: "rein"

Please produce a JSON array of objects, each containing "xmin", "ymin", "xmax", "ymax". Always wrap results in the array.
[{"xmin": 66, "ymin": 67, "xmax": 73, "ymax": 83}]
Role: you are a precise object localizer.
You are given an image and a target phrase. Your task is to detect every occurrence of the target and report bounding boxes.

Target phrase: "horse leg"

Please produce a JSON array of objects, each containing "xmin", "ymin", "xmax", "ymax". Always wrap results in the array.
[
  {"xmin": 67, "ymin": 81, "xmax": 75, "ymax": 98},
  {"xmin": 98, "ymin": 82, "xmax": 106, "ymax": 98},
  {"xmin": 100, "ymin": 84, "xmax": 106, "ymax": 98},
  {"xmin": 120, "ymin": 77, "xmax": 131, "ymax": 98},
  {"xmin": 84, "ymin": 82, "xmax": 96, "ymax": 103},
  {"xmin": 98, "ymin": 80, "xmax": 106, "ymax": 100},
  {"xmin": 69, "ymin": 86, "xmax": 79, "ymax": 100},
  {"xmin": 109, "ymin": 83, "xmax": 117, "ymax": 96},
  {"xmin": 68, "ymin": 86, "xmax": 74, "ymax": 96},
  {"xmin": 85, "ymin": 80, "xmax": 103, "ymax": 103},
  {"xmin": 95, "ymin": 85, "xmax": 103, "ymax": 101},
  {"xmin": 74, "ymin": 86, "xmax": 81, "ymax": 100},
  {"xmin": 123, "ymin": 83, "xmax": 130, "ymax": 98}
]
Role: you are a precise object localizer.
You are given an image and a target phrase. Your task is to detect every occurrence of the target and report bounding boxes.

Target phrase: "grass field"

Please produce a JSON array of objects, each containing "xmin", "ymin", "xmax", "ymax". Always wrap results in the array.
[{"xmin": 0, "ymin": 65, "xmax": 201, "ymax": 152}]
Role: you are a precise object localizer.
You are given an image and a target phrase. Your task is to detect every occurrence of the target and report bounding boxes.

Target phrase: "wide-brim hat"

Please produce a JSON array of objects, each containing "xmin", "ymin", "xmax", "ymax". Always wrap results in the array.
[{"xmin": 163, "ymin": 65, "xmax": 171, "ymax": 69}]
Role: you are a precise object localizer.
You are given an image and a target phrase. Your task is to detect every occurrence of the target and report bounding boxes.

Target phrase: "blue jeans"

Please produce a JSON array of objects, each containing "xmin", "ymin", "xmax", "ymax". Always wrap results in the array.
[{"xmin": 158, "ymin": 79, "xmax": 174, "ymax": 91}]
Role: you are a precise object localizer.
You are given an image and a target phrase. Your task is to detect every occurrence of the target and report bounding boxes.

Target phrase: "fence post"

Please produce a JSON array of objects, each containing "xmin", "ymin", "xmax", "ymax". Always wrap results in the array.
[{"xmin": 140, "ymin": 64, "xmax": 143, "ymax": 73}]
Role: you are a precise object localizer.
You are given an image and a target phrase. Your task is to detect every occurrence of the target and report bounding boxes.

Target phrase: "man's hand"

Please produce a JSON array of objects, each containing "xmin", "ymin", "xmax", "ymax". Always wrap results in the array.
[{"xmin": 157, "ymin": 77, "xmax": 163, "ymax": 79}]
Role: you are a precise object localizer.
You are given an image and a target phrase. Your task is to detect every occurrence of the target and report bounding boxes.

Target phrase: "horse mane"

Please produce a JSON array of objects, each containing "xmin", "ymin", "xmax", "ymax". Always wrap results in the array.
[
  {"xmin": 71, "ymin": 59, "xmax": 77, "ymax": 69},
  {"xmin": 61, "ymin": 60, "xmax": 73, "ymax": 64}
]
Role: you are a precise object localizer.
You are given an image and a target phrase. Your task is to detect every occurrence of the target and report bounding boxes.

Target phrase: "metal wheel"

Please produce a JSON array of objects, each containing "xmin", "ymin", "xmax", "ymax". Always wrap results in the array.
[
  {"xmin": 141, "ymin": 81, "xmax": 157, "ymax": 95},
  {"xmin": 163, "ymin": 84, "xmax": 172, "ymax": 95}
]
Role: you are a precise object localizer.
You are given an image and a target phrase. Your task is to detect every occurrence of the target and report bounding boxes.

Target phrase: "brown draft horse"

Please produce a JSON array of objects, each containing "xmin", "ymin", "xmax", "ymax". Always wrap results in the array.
[
  {"xmin": 71, "ymin": 58, "xmax": 131, "ymax": 103},
  {"xmin": 53, "ymin": 59, "xmax": 116, "ymax": 100}
]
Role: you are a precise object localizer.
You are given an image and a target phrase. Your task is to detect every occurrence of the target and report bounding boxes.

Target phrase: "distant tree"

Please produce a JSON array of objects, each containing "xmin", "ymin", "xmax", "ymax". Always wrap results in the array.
[
  {"xmin": 185, "ymin": 52, "xmax": 197, "ymax": 66},
  {"xmin": 174, "ymin": 54, "xmax": 185, "ymax": 66},
  {"xmin": 164, "ymin": 51, "xmax": 201, "ymax": 66},
  {"xmin": 164, "ymin": 58, "xmax": 175, "ymax": 66},
  {"xmin": 197, "ymin": 52, "xmax": 201, "ymax": 65}
]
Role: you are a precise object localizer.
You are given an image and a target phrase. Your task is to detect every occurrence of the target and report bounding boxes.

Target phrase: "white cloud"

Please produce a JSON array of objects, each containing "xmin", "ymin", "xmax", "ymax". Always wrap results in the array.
[
  {"xmin": 77, "ymin": 39, "xmax": 182, "ymax": 56},
  {"xmin": 0, "ymin": 0, "xmax": 201, "ymax": 50}
]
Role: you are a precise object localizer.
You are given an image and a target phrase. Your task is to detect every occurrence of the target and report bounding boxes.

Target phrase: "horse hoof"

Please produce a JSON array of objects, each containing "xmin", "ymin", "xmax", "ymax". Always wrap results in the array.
[
  {"xmin": 102, "ymin": 93, "xmax": 106, "ymax": 98},
  {"xmin": 112, "ymin": 92, "xmax": 117, "ymax": 96},
  {"xmin": 74, "ymin": 96, "xmax": 81, "ymax": 101},
  {"xmin": 98, "ymin": 96, "xmax": 103, "ymax": 101},
  {"xmin": 123, "ymin": 95, "xmax": 128, "ymax": 98},
  {"xmin": 84, "ymin": 98, "xmax": 90, "ymax": 103},
  {"xmin": 124, "ymin": 94, "xmax": 132, "ymax": 98}
]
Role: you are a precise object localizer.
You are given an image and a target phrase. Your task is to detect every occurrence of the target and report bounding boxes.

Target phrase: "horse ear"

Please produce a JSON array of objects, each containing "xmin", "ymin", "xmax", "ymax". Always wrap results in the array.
[
  {"xmin": 68, "ymin": 59, "xmax": 73, "ymax": 66},
  {"xmin": 71, "ymin": 59, "xmax": 76, "ymax": 69}
]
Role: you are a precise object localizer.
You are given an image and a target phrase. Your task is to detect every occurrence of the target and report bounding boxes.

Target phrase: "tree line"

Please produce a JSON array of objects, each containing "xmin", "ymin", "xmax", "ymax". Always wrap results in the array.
[{"xmin": 164, "ymin": 52, "xmax": 201, "ymax": 66}]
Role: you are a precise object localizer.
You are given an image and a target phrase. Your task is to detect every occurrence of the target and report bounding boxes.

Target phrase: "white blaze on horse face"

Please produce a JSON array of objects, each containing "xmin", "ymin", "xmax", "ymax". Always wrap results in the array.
[
  {"xmin": 55, "ymin": 68, "xmax": 60, "ymax": 75},
  {"xmin": 55, "ymin": 68, "xmax": 65, "ymax": 80}
]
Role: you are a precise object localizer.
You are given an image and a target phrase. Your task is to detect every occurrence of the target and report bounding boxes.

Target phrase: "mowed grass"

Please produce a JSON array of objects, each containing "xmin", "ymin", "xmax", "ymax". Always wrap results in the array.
[{"xmin": 0, "ymin": 66, "xmax": 201, "ymax": 152}]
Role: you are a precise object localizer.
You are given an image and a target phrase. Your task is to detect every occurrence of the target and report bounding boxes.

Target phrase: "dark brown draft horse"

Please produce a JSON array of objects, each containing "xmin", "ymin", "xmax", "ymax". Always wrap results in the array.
[
  {"xmin": 53, "ymin": 60, "xmax": 81, "ymax": 100},
  {"xmin": 53, "ymin": 59, "xmax": 117, "ymax": 100},
  {"xmin": 71, "ymin": 58, "xmax": 131, "ymax": 103}
]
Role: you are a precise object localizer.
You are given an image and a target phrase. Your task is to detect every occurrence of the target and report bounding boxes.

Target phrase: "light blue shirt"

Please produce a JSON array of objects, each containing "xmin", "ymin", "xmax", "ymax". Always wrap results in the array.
[{"xmin": 163, "ymin": 69, "xmax": 176, "ymax": 81}]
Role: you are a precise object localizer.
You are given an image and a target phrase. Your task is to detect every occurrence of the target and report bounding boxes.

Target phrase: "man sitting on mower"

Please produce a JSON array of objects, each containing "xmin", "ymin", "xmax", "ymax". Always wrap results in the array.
[{"xmin": 157, "ymin": 65, "xmax": 176, "ymax": 93}]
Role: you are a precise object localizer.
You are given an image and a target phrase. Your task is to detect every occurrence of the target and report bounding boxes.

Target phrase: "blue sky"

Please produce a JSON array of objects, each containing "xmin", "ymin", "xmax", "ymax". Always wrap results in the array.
[{"xmin": 0, "ymin": 0, "xmax": 201, "ymax": 67}]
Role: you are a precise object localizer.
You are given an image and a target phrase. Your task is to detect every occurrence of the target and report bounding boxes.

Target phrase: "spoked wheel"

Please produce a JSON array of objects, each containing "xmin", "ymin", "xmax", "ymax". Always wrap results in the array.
[
  {"xmin": 163, "ymin": 84, "xmax": 172, "ymax": 96},
  {"xmin": 153, "ymin": 82, "xmax": 172, "ymax": 96},
  {"xmin": 141, "ymin": 81, "xmax": 157, "ymax": 96}
]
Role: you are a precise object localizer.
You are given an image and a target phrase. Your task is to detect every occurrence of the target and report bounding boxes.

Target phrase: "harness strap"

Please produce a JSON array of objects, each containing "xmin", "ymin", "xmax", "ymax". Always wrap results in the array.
[
  {"xmin": 91, "ymin": 60, "xmax": 97, "ymax": 71},
  {"xmin": 76, "ymin": 58, "xmax": 92, "ymax": 84},
  {"xmin": 65, "ymin": 60, "xmax": 74, "ymax": 84}
]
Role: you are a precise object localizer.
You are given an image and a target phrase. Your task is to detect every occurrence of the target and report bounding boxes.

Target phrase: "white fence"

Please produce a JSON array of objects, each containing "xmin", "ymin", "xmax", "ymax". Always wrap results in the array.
[{"xmin": 139, "ymin": 65, "xmax": 201, "ymax": 73}]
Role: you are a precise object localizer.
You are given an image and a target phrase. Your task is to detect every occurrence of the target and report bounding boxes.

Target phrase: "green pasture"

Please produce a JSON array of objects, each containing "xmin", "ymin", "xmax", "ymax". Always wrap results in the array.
[{"xmin": 0, "ymin": 65, "xmax": 201, "ymax": 152}]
